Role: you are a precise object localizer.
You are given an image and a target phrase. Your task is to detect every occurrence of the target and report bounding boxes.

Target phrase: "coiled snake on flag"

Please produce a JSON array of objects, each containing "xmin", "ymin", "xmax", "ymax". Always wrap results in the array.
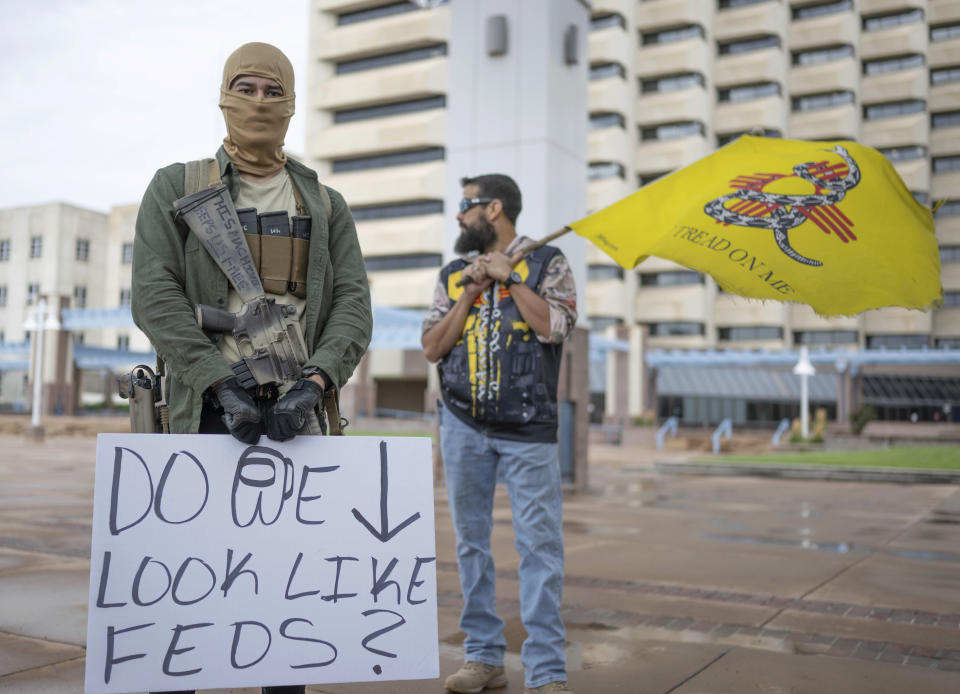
[{"xmin": 703, "ymin": 145, "xmax": 861, "ymax": 267}]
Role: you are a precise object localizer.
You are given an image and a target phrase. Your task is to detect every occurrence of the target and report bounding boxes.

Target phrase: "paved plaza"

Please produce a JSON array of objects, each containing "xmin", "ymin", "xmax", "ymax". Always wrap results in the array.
[{"xmin": 1, "ymin": 429, "xmax": 959, "ymax": 693}]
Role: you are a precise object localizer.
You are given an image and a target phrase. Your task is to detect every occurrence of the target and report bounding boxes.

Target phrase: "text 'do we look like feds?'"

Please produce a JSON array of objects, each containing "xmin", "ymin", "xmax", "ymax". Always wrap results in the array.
[{"xmin": 85, "ymin": 434, "xmax": 438, "ymax": 694}]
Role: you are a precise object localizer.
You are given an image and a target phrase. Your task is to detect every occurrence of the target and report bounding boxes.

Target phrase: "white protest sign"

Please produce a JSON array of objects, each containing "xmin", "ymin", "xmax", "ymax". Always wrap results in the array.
[{"xmin": 85, "ymin": 434, "xmax": 437, "ymax": 694}]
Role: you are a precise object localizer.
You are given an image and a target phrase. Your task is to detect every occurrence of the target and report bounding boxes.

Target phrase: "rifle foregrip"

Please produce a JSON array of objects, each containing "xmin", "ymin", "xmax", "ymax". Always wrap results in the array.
[{"xmin": 196, "ymin": 304, "xmax": 237, "ymax": 333}]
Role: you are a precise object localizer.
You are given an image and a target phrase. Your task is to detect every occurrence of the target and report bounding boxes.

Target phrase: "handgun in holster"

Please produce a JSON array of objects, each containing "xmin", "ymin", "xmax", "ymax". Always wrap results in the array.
[{"xmin": 118, "ymin": 362, "xmax": 169, "ymax": 434}]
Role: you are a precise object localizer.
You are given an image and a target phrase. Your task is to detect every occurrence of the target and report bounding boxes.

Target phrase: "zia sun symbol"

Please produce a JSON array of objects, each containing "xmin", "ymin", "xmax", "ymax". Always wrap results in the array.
[{"xmin": 703, "ymin": 145, "xmax": 861, "ymax": 267}]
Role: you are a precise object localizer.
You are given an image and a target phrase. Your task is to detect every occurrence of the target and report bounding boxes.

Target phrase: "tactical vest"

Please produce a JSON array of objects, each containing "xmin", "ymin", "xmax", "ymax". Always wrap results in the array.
[
  {"xmin": 184, "ymin": 158, "xmax": 332, "ymax": 299},
  {"xmin": 438, "ymin": 245, "xmax": 564, "ymax": 443}
]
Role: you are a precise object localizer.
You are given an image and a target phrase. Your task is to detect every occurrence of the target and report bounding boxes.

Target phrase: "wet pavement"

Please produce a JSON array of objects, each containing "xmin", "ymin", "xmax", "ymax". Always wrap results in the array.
[{"xmin": 1, "ymin": 434, "xmax": 959, "ymax": 692}]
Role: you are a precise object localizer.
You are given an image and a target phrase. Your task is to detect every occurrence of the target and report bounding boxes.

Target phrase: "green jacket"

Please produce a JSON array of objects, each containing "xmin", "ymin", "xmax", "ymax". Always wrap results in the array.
[{"xmin": 131, "ymin": 147, "xmax": 372, "ymax": 433}]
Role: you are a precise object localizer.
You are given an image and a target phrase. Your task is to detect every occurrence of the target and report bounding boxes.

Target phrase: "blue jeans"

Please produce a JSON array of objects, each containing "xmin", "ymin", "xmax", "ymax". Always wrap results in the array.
[{"xmin": 441, "ymin": 408, "xmax": 567, "ymax": 689}]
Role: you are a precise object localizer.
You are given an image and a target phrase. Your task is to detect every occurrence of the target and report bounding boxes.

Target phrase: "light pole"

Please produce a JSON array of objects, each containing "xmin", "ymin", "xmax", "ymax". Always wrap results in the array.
[
  {"xmin": 793, "ymin": 346, "xmax": 816, "ymax": 439},
  {"xmin": 22, "ymin": 298, "xmax": 61, "ymax": 439}
]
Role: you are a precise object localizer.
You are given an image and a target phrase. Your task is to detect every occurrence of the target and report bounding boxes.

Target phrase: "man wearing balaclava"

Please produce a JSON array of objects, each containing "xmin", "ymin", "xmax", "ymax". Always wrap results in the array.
[
  {"xmin": 132, "ymin": 39, "xmax": 371, "ymax": 691},
  {"xmin": 132, "ymin": 47, "xmax": 370, "ymax": 685}
]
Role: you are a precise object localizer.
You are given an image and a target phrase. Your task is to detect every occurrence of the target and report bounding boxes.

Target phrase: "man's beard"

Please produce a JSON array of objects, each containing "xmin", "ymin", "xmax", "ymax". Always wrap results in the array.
[{"xmin": 455, "ymin": 218, "xmax": 497, "ymax": 255}]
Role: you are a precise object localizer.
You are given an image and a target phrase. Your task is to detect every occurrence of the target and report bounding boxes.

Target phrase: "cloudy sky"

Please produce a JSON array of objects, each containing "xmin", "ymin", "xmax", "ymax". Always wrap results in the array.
[{"xmin": 0, "ymin": 0, "xmax": 309, "ymax": 212}]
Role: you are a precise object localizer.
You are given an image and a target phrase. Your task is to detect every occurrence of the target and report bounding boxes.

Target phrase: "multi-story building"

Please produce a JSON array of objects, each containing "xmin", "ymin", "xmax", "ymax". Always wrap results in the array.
[
  {"xmin": 305, "ymin": 0, "xmax": 960, "ymax": 358},
  {"xmin": 0, "ymin": 202, "xmax": 149, "ymax": 409}
]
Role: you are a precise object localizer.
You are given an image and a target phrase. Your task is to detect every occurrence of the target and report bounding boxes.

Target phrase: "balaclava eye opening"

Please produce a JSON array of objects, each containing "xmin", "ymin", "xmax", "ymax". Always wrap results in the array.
[{"xmin": 219, "ymin": 42, "xmax": 295, "ymax": 177}]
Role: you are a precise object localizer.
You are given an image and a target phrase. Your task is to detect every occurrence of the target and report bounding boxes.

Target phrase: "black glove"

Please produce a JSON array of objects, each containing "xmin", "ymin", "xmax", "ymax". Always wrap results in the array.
[
  {"xmin": 266, "ymin": 378, "xmax": 325, "ymax": 442},
  {"xmin": 211, "ymin": 377, "xmax": 261, "ymax": 444}
]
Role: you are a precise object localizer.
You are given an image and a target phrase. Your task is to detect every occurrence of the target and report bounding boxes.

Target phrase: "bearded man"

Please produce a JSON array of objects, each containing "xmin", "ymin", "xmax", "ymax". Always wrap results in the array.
[
  {"xmin": 132, "ymin": 42, "xmax": 371, "ymax": 448},
  {"xmin": 131, "ymin": 43, "xmax": 371, "ymax": 694},
  {"xmin": 422, "ymin": 174, "xmax": 577, "ymax": 694}
]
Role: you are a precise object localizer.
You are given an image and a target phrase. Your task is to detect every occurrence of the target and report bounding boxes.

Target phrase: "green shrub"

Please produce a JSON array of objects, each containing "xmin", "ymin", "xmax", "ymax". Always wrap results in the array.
[{"xmin": 850, "ymin": 405, "xmax": 876, "ymax": 435}]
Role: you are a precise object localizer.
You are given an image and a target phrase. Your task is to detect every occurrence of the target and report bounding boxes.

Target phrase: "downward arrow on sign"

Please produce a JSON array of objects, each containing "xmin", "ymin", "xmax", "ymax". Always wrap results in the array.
[{"xmin": 352, "ymin": 440, "xmax": 421, "ymax": 542}]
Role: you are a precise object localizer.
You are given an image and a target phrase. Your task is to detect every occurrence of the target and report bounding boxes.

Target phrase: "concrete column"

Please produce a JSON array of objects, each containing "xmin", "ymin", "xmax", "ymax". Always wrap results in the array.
[
  {"xmin": 43, "ymin": 295, "xmax": 73, "ymax": 415},
  {"xmin": 604, "ymin": 324, "xmax": 630, "ymax": 424},
  {"xmin": 446, "ymin": 0, "xmax": 589, "ymax": 304},
  {"xmin": 628, "ymin": 324, "xmax": 648, "ymax": 419}
]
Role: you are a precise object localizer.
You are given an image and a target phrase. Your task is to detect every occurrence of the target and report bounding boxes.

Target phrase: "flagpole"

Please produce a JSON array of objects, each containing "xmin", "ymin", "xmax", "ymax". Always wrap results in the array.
[{"xmin": 456, "ymin": 226, "xmax": 574, "ymax": 286}]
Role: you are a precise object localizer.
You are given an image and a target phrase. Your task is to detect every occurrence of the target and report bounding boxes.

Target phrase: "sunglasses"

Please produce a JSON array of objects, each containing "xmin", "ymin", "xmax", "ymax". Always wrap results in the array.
[{"xmin": 459, "ymin": 197, "xmax": 494, "ymax": 213}]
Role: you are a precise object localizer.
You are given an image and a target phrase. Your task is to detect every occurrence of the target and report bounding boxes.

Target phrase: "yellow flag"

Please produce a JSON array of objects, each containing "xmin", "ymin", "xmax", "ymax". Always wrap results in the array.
[{"xmin": 569, "ymin": 136, "xmax": 941, "ymax": 316}]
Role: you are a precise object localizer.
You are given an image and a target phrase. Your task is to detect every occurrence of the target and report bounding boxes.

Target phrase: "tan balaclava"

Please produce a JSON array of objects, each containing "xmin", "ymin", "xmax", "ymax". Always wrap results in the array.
[{"xmin": 219, "ymin": 42, "xmax": 295, "ymax": 177}]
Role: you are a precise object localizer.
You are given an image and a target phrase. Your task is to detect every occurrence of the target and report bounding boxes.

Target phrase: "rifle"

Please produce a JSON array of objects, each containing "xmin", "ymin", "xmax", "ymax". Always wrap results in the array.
[
  {"xmin": 173, "ymin": 184, "xmax": 309, "ymax": 391},
  {"xmin": 194, "ymin": 297, "xmax": 308, "ymax": 390}
]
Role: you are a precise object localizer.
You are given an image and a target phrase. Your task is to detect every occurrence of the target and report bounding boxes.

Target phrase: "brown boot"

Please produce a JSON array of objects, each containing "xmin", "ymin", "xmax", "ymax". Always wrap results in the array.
[
  {"xmin": 444, "ymin": 661, "xmax": 508, "ymax": 693},
  {"xmin": 524, "ymin": 682, "xmax": 573, "ymax": 694}
]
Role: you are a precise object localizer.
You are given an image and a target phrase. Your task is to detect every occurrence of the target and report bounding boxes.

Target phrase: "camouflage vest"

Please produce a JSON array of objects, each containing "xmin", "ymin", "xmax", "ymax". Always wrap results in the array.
[{"xmin": 438, "ymin": 245, "xmax": 563, "ymax": 442}]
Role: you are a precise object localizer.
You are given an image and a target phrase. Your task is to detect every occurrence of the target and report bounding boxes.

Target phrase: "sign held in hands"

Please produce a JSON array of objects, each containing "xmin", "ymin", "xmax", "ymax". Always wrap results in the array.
[{"xmin": 85, "ymin": 434, "xmax": 438, "ymax": 694}]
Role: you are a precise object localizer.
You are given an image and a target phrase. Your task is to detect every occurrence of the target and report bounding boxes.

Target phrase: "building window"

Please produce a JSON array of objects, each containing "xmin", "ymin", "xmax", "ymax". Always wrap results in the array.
[
  {"xmin": 866, "ymin": 334, "xmax": 928, "ymax": 349},
  {"xmin": 588, "ymin": 162, "xmax": 625, "ymax": 180},
  {"xmin": 863, "ymin": 100, "xmax": 925, "ymax": 120},
  {"xmin": 932, "ymin": 66, "xmax": 960, "ymax": 86},
  {"xmin": 364, "ymin": 253, "xmax": 442, "ymax": 272},
  {"xmin": 931, "ymin": 23, "xmax": 960, "ymax": 42},
  {"xmin": 792, "ymin": 91, "xmax": 854, "ymax": 111},
  {"xmin": 863, "ymin": 9, "xmax": 923, "ymax": 32},
  {"xmin": 792, "ymin": 0, "xmax": 852, "ymax": 21},
  {"xmin": 792, "ymin": 44, "xmax": 853, "ymax": 67},
  {"xmin": 718, "ymin": 326, "xmax": 783, "ymax": 341},
  {"xmin": 640, "ymin": 121, "xmax": 705, "ymax": 141},
  {"xmin": 648, "ymin": 322, "xmax": 704, "ymax": 337},
  {"xmin": 639, "ymin": 271, "xmax": 704, "ymax": 286},
  {"xmin": 639, "ymin": 171, "xmax": 670, "ymax": 186},
  {"xmin": 119, "ymin": 288, "xmax": 132, "ymax": 306},
  {"xmin": 117, "ymin": 335, "xmax": 130, "ymax": 351},
  {"xmin": 74, "ymin": 286, "xmax": 87, "ymax": 308},
  {"xmin": 940, "ymin": 246, "xmax": 960, "ymax": 262},
  {"xmin": 589, "ymin": 316, "xmax": 623, "ymax": 332},
  {"xmin": 589, "ymin": 62, "xmax": 626, "ymax": 81},
  {"xmin": 588, "ymin": 265, "xmax": 624, "ymax": 281},
  {"xmin": 936, "ymin": 338, "xmax": 960, "ymax": 348},
  {"xmin": 641, "ymin": 25, "xmax": 704, "ymax": 45},
  {"xmin": 718, "ymin": 129, "xmax": 781, "ymax": 146},
  {"xmin": 933, "ymin": 111, "xmax": 960, "ymax": 129},
  {"xmin": 121, "ymin": 242, "xmax": 133, "ymax": 264},
  {"xmin": 29, "ymin": 236, "xmax": 42, "ymax": 258},
  {"xmin": 718, "ymin": 82, "xmax": 780, "ymax": 103},
  {"xmin": 936, "ymin": 200, "xmax": 960, "ymax": 217},
  {"xmin": 878, "ymin": 145, "xmax": 926, "ymax": 162},
  {"xmin": 336, "ymin": 1, "xmax": 446, "ymax": 26},
  {"xmin": 332, "ymin": 147, "xmax": 444, "ymax": 173},
  {"xmin": 913, "ymin": 192, "xmax": 929, "ymax": 206},
  {"xmin": 943, "ymin": 292, "xmax": 960, "ymax": 307},
  {"xmin": 0, "ymin": 285, "xmax": 6, "ymax": 306},
  {"xmin": 934, "ymin": 156, "xmax": 960, "ymax": 173},
  {"xmin": 719, "ymin": 0, "xmax": 771, "ymax": 8},
  {"xmin": 351, "ymin": 200, "xmax": 444, "ymax": 221},
  {"xmin": 0, "ymin": 239, "xmax": 9, "ymax": 261},
  {"xmin": 589, "ymin": 112, "xmax": 626, "ymax": 130},
  {"xmin": 641, "ymin": 72, "xmax": 705, "ymax": 93},
  {"xmin": 794, "ymin": 330, "xmax": 858, "ymax": 345},
  {"xmin": 26, "ymin": 283, "xmax": 39, "ymax": 305},
  {"xmin": 335, "ymin": 43, "xmax": 446, "ymax": 75},
  {"xmin": 76, "ymin": 239, "xmax": 90, "ymax": 261},
  {"xmin": 591, "ymin": 12, "xmax": 626, "ymax": 31},
  {"xmin": 718, "ymin": 35, "xmax": 780, "ymax": 56},
  {"xmin": 332, "ymin": 96, "xmax": 446, "ymax": 124},
  {"xmin": 863, "ymin": 54, "xmax": 924, "ymax": 76}
]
